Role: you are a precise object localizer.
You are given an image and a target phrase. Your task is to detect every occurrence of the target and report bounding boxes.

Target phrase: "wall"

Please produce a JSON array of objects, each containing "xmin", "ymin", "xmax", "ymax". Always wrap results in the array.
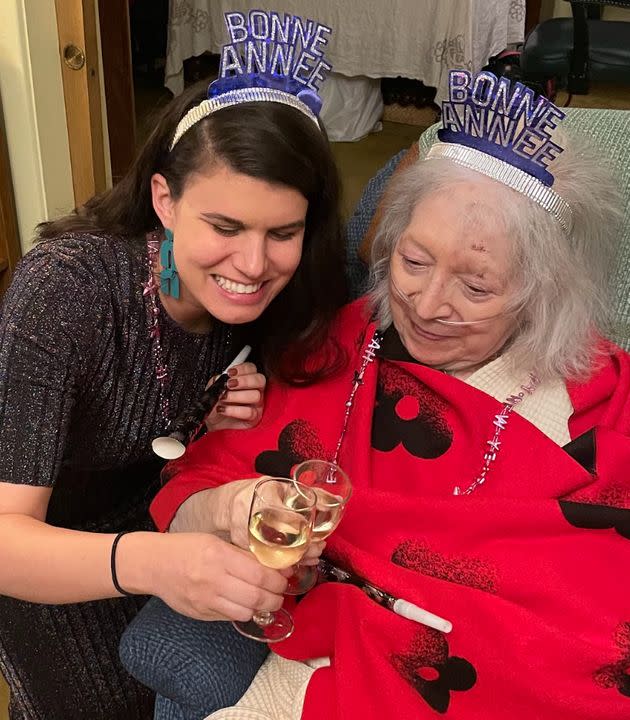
[
  {"xmin": 0, "ymin": 0, "xmax": 75, "ymax": 254},
  {"xmin": 0, "ymin": 0, "xmax": 113, "ymax": 255}
]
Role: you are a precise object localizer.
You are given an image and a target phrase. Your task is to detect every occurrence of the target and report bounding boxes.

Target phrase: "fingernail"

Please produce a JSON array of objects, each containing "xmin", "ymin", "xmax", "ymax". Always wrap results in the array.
[
  {"xmin": 227, "ymin": 368, "xmax": 238, "ymax": 377},
  {"xmin": 227, "ymin": 379, "xmax": 238, "ymax": 389}
]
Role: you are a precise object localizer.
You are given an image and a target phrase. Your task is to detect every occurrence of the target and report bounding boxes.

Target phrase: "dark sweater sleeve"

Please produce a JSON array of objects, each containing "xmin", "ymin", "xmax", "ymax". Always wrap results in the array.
[{"xmin": 0, "ymin": 240, "xmax": 106, "ymax": 487}]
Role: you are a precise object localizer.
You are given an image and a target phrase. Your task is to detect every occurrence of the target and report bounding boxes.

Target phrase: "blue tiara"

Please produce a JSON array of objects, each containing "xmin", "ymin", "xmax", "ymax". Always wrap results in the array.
[
  {"xmin": 439, "ymin": 70, "xmax": 565, "ymax": 186},
  {"xmin": 427, "ymin": 70, "xmax": 573, "ymax": 233},
  {"xmin": 170, "ymin": 10, "xmax": 332, "ymax": 150}
]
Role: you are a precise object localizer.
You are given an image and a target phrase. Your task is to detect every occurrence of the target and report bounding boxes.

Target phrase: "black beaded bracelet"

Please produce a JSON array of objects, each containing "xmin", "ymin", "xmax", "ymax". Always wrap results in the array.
[{"xmin": 110, "ymin": 531, "xmax": 134, "ymax": 597}]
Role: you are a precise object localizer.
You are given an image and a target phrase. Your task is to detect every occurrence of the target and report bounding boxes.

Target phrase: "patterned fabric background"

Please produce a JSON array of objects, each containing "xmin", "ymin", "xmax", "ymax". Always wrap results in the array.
[{"xmin": 164, "ymin": 0, "xmax": 525, "ymax": 103}]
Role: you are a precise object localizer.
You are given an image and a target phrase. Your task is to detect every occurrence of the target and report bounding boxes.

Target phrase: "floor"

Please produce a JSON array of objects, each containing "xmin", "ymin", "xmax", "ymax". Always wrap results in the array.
[
  {"xmin": 1, "ymin": 79, "xmax": 629, "ymax": 720},
  {"xmin": 0, "ymin": 682, "xmax": 6, "ymax": 718}
]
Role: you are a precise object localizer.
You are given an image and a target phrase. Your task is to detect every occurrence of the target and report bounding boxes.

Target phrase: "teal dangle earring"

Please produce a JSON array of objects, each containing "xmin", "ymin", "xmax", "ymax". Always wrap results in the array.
[{"xmin": 160, "ymin": 228, "xmax": 180, "ymax": 299}]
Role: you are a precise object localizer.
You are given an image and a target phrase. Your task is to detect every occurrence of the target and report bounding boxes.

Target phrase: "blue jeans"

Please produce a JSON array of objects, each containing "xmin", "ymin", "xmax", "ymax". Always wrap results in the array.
[{"xmin": 119, "ymin": 597, "xmax": 268, "ymax": 720}]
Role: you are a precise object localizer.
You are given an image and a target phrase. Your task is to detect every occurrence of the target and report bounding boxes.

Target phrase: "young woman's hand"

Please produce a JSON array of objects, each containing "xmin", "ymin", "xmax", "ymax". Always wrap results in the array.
[
  {"xmin": 204, "ymin": 362, "xmax": 265, "ymax": 431},
  {"xmin": 124, "ymin": 532, "xmax": 289, "ymax": 622}
]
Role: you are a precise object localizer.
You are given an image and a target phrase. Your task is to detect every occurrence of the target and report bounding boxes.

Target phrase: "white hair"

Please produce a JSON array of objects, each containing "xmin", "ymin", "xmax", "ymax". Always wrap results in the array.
[{"xmin": 368, "ymin": 131, "xmax": 623, "ymax": 380}]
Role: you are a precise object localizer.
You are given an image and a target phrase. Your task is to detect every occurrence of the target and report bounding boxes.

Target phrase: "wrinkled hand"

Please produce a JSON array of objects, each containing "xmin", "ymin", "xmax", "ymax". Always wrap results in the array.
[
  {"xmin": 217, "ymin": 477, "xmax": 326, "ymax": 566},
  {"xmin": 299, "ymin": 539, "xmax": 326, "ymax": 567},
  {"xmin": 205, "ymin": 363, "xmax": 265, "ymax": 432},
  {"xmin": 214, "ymin": 477, "xmax": 266, "ymax": 550},
  {"xmin": 155, "ymin": 532, "xmax": 288, "ymax": 622}
]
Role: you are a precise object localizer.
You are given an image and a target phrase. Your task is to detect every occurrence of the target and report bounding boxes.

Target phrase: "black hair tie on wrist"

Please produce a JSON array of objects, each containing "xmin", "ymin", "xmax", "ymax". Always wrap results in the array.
[{"xmin": 111, "ymin": 531, "xmax": 134, "ymax": 596}]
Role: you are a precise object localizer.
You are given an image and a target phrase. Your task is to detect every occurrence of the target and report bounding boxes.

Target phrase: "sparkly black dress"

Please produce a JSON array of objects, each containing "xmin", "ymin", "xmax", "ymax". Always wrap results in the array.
[{"xmin": 0, "ymin": 234, "xmax": 233, "ymax": 719}]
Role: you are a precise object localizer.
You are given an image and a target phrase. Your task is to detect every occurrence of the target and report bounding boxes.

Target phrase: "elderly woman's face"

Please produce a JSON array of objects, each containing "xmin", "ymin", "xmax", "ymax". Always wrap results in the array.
[{"xmin": 389, "ymin": 180, "xmax": 517, "ymax": 372}]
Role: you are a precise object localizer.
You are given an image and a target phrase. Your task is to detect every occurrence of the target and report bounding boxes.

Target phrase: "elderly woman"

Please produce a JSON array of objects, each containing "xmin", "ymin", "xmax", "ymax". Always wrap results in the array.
[{"xmin": 123, "ymin": 72, "xmax": 630, "ymax": 720}]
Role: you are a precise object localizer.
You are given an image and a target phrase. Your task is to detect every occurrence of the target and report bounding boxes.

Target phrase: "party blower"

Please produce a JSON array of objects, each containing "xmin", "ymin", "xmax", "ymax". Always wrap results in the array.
[{"xmin": 152, "ymin": 345, "xmax": 251, "ymax": 460}]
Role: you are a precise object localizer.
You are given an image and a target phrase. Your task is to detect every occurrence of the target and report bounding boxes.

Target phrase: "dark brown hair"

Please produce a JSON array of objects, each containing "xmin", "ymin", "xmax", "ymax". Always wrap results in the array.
[{"xmin": 37, "ymin": 83, "xmax": 348, "ymax": 384}]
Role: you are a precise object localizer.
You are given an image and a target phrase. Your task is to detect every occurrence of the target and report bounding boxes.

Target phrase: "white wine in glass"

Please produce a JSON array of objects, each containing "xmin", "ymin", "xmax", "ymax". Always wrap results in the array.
[
  {"xmin": 286, "ymin": 460, "xmax": 352, "ymax": 595},
  {"xmin": 287, "ymin": 486, "xmax": 344, "ymax": 540},
  {"xmin": 232, "ymin": 477, "xmax": 315, "ymax": 643},
  {"xmin": 309, "ymin": 487, "xmax": 345, "ymax": 540},
  {"xmin": 249, "ymin": 507, "xmax": 311, "ymax": 568}
]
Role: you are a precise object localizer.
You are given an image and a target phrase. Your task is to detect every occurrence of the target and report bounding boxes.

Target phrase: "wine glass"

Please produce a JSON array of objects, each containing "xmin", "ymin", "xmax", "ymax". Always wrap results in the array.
[
  {"xmin": 285, "ymin": 459, "xmax": 352, "ymax": 595},
  {"xmin": 232, "ymin": 477, "xmax": 316, "ymax": 643}
]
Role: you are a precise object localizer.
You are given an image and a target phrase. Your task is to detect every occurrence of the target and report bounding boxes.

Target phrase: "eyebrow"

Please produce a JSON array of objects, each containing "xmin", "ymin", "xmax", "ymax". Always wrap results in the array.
[
  {"xmin": 201, "ymin": 213, "xmax": 305, "ymax": 231},
  {"xmin": 399, "ymin": 236, "xmax": 499, "ymax": 283},
  {"xmin": 399, "ymin": 235, "xmax": 435, "ymax": 262}
]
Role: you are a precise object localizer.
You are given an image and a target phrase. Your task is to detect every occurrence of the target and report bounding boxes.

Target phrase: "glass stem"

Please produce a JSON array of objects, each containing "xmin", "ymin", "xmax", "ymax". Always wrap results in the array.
[{"xmin": 252, "ymin": 611, "xmax": 274, "ymax": 627}]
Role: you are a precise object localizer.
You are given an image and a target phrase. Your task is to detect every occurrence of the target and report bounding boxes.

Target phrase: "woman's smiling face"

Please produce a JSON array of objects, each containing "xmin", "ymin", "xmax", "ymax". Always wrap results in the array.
[{"xmin": 152, "ymin": 163, "xmax": 307, "ymax": 327}]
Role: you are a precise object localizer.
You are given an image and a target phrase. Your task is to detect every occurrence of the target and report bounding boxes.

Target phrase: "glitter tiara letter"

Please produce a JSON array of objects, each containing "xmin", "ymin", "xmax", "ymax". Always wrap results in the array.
[
  {"xmin": 425, "ymin": 70, "xmax": 573, "ymax": 233},
  {"xmin": 169, "ymin": 9, "xmax": 333, "ymax": 150},
  {"xmin": 216, "ymin": 10, "xmax": 332, "ymax": 112},
  {"xmin": 439, "ymin": 70, "xmax": 566, "ymax": 186}
]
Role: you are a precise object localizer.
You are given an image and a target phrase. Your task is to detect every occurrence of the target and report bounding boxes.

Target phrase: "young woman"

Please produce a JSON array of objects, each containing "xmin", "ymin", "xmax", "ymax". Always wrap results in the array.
[{"xmin": 0, "ymin": 75, "xmax": 346, "ymax": 719}]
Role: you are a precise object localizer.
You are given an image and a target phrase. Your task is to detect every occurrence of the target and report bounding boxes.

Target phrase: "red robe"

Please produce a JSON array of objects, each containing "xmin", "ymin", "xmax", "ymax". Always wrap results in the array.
[{"xmin": 152, "ymin": 299, "xmax": 630, "ymax": 719}]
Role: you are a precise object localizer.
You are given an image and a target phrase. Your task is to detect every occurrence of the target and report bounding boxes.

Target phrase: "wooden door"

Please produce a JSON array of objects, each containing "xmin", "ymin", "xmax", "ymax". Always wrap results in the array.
[
  {"xmin": 55, "ymin": 0, "xmax": 136, "ymax": 200},
  {"xmin": 98, "ymin": 0, "xmax": 136, "ymax": 183},
  {"xmin": 526, "ymin": 0, "xmax": 543, "ymax": 33},
  {"xmin": 0, "ymin": 91, "xmax": 22, "ymax": 296},
  {"xmin": 54, "ymin": 0, "xmax": 108, "ymax": 206}
]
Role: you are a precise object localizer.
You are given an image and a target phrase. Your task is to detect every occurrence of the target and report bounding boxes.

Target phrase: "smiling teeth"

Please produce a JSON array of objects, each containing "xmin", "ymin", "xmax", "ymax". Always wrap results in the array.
[{"xmin": 214, "ymin": 275, "xmax": 262, "ymax": 294}]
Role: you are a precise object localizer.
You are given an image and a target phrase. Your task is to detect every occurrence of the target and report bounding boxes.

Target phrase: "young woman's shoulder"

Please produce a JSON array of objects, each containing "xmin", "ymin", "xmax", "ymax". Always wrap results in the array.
[
  {"xmin": 2, "ymin": 233, "xmax": 146, "ymax": 338},
  {"xmin": 20, "ymin": 232, "xmax": 142, "ymax": 284},
  {"xmin": 0, "ymin": 233, "xmax": 146, "ymax": 487},
  {"xmin": 8, "ymin": 233, "xmax": 145, "ymax": 308}
]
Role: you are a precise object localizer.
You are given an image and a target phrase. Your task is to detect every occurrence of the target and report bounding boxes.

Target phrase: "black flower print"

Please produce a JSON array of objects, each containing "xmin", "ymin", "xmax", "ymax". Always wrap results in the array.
[
  {"xmin": 255, "ymin": 419, "xmax": 328, "ymax": 478},
  {"xmin": 391, "ymin": 628, "xmax": 477, "ymax": 713},
  {"xmin": 594, "ymin": 622, "xmax": 630, "ymax": 698},
  {"xmin": 559, "ymin": 501, "xmax": 630, "ymax": 540},
  {"xmin": 372, "ymin": 364, "xmax": 453, "ymax": 459},
  {"xmin": 392, "ymin": 539, "xmax": 499, "ymax": 594}
]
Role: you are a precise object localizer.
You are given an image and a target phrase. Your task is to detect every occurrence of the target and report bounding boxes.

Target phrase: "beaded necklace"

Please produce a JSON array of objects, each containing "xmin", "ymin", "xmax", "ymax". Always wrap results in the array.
[
  {"xmin": 333, "ymin": 326, "xmax": 539, "ymax": 496},
  {"xmin": 142, "ymin": 234, "xmax": 233, "ymax": 431},
  {"xmin": 453, "ymin": 370, "xmax": 540, "ymax": 495},
  {"xmin": 332, "ymin": 330, "xmax": 384, "ymax": 465},
  {"xmin": 143, "ymin": 234, "xmax": 171, "ymax": 427}
]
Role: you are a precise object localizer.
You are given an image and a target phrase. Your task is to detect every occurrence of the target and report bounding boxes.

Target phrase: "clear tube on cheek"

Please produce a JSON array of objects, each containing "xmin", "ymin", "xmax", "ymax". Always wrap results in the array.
[
  {"xmin": 435, "ymin": 316, "xmax": 504, "ymax": 327},
  {"xmin": 390, "ymin": 274, "xmax": 511, "ymax": 327}
]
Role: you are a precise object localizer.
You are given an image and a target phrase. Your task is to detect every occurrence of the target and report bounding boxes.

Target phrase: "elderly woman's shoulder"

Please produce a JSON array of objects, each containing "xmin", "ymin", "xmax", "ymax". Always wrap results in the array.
[
  {"xmin": 598, "ymin": 337, "xmax": 630, "ymax": 376},
  {"xmin": 331, "ymin": 296, "xmax": 375, "ymax": 339}
]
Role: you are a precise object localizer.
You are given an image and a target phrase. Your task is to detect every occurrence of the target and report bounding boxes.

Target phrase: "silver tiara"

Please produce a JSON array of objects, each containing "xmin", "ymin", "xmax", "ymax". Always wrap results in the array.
[
  {"xmin": 170, "ymin": 89, "xmax": 320, "ymax": 152},
  {"xmin": 425, "ymin": 142, "xmax": 573, "ymax": 234}
]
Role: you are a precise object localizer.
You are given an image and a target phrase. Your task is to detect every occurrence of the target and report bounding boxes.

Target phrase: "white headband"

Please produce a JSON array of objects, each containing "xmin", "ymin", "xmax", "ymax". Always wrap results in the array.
[
  {"xmin": 425, "ymin": 142, "xmax": 573, "ymax": 234},
  {"xmin": 170, "ymin": 88, "xmax": 320, "ymax": 152}
]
